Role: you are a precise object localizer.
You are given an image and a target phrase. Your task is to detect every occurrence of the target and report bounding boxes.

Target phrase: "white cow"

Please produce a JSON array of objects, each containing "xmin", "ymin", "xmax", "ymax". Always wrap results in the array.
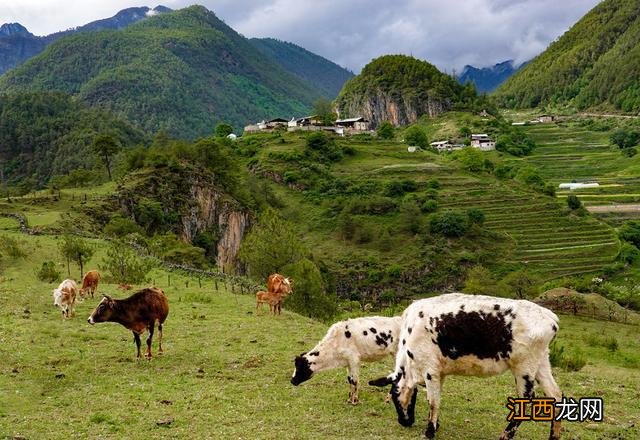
[{"xmin": 52, "ymin": 279, "xmax": 78, "ymax": 319}]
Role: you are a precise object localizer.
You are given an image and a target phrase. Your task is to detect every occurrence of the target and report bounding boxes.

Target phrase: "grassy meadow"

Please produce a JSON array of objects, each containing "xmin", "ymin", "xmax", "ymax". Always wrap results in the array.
[{"xmin": 0, "ymin": 226, "xmax": 639, "ymax": 439}]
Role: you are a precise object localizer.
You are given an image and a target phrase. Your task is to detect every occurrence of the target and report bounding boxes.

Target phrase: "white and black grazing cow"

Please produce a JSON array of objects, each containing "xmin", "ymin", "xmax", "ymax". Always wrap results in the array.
[
  {"xmin": 370, "ymin": 293, "xmax": 562, "ymax": 440},
  {"xmin": 292, "ymin": 316, "xmax": 402, "ymax": 404}
]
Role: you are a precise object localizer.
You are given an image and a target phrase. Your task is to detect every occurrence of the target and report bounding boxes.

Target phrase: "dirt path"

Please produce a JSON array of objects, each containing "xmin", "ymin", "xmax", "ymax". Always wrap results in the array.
[
  {"xmin": 587, "ymin": 204, "xmax": 640, "ymax": 213},
  {"xmin": 577, "ymin": 112, "xmax": 640, "ymax": 119}
]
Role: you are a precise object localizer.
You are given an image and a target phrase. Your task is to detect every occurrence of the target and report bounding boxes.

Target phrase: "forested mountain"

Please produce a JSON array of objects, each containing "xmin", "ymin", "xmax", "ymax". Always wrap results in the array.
[
  {"xmin": 0, "ymin": 6, "xmax": 322, "ymax": 138},
  {"xmin": 0, "ymin": 6, "xmax": 171, "ymax": 75},
  {"xmin": 496, "ymin": 0, "xmax": 640, "ymax": 112},
  {"xmin": 250, "ymin": 38, "xmax": 353, "ymax": 98},
  {"xmin": 335, "ymin": 55, "xmax": 479, "ymax": 127},
  {"xmin": 457, "ymin": 60, "xmax": 524, "ymax": 93},
  {"xmin": 0, "ymin": 92, "xmax": 145, "ymax": 185}
]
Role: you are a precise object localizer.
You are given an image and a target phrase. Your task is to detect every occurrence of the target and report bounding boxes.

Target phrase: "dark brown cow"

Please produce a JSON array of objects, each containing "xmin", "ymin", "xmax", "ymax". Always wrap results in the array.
[
  {"xmin": 87, "ymin": 287, "xmax": 169, "ymax": 359},
  {"xmin": 80, "ymin": 270, "xmax": 100, "ymax": 299}
]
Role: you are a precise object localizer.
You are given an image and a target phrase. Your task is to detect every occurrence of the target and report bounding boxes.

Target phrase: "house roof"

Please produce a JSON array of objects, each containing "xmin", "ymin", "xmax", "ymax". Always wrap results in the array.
[
  {"xmin": 336, "ymin": 117, "xmax": 368, "ymax": 123},
  {"xmin": 267, "ymin": 118, "xmax": 288, "ymax": 123},
  {"xmin": 430, "ymin": 141, "xmax": 451, "ymax": 146}
]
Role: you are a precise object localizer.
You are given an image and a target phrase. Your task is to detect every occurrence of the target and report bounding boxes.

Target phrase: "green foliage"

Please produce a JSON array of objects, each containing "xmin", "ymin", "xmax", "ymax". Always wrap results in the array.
[
  {"xmin": 549, "ymin": 342, "xmax": 586, "ymax": 372},
  {"xmin": 429, "ymin": 211, "xmax": 469, "ymax": 237},
  {"xmin": 313, "ymin": 98, "xmax": 337, "ymax": 126},
  {"xmin": 421, "ymin": 199, "xmax": 438, "ymax": 213},
  {"xmin": 305, "ymin": 132, "xmax": 342, "ymax": 162},
  {"xmin": 377, "ymin": 226, "xmax": 393, "ymax": 252},
  {"xmin": 495, "ymin": 128, "xmax": 536, "ymax": 156},
  {"xmin": 376, "ymin": 121, "xmax": 395, "ymax": 139},
  {"xmin": 454, "ymin": 147, "xmax": 485, "ymax": 172},
  {"xmin": 610, "ymin": 128, "xmax": 640, "ymax": 149},
  {"xmin": 101, "ymin": 240, "xmax": 153, "ymax": 284},
  {"xmin": 0, "ymin": 92, "xmax": 144, "ymax": 186},
  {"xmin": 135, "ymin": 198, "xmax": 166, "ymax": 234},
  {"xmin": 467, "ymin": 208, "xmax": 485, "ymax": 226},
  {"xmin": 500, "ymin": 270, "xmax": 539, "ymax": 299},
  {"xmin": 92, "ymin": 134, "xmax": 121, "ymax": 180},
  {"xmin": 0, "ymin": 234, "xmax": 27, "ymax": 259},
  {"xmin": 36, "ymin": 261, "xmax": 61, "ymax": 283},
  {"xmin": 399, "ymin": 200, "xmax": 422, "ymax": 234},
  {"xmin": 618, "ymin": 242, "xmax": 640, "ymax": 265},
  {"xmin": 58, "ymin": 235, "xmax": 94, "ymax": 278},
  {"xmin": 239, "ymin": 209, "xmax": 306, "ymax": 279},
  {"xmin": 0, "ymin": 6, "xmax": 320, "ymax": 139},
  {"xmin": 496, "ymin": 0, "xmax": 640, "ymax": 112},
  {"xmin": 619, "ymin": 221, "xmax": 640, "ymax": 248},
  {"xmin": 514, "ymin": 165, "xmax": 553, "ymax": 195},
  {"xmin": 566, "ymin": 195, "xmax": 582, "ymax": 210},
  {"xmin": 49, "ymin": 169, "xmax": 97, "ymax": 189},
  {"xmin": 464, "ymin": 265, "xmax": 497, "ymax": 295},
  {"xmin": 104, "ymin": 215, "xmax": 144, "ymax": 238},
  {"xmin": 404, "ymin": 125, "xmax": 429, "ymax": 148},
  {"xmin": 282, "ymin": 258, "xmax": 337, "ymax": 321},
  {"xmin": 385, "ymin": 179, "xmax": 417, "ymax": 197},
  {"xmin": 215, "ymin": 123, "xmax": 234, "ymax": 137}
]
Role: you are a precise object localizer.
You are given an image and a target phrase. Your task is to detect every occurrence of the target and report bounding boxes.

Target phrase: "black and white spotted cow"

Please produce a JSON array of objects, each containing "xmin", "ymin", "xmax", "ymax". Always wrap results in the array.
[
  {"xmin": 370, "ymin": 293, "xmax": 562, "ymax": 440},
  {"xmin": 291, "ymin": 316, "xmax": 402, "ymax": 404}
]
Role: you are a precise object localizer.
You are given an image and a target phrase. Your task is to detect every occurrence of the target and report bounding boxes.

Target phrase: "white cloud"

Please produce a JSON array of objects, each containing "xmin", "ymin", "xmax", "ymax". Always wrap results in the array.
[{"xmin": 0, "ymin": 0, "xmax": 602, "ymax": 71}]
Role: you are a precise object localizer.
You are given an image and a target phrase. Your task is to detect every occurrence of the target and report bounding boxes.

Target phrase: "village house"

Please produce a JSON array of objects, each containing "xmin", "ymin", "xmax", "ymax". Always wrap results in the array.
[
  {"xmin": 559, "ymin": 181, "xmax": 599, "ymax": 190},
  {"xmin": 335, "ymin": 117, "xmax": 370, "ymax": 132},
  {"xmin": 430, "ymin": 140, "xmax": 464, "ymax": 152},
  {"xmin": 537, "ymin": 114, "xmax": 556, "ymax": 123},
  {"xmin": 470, "ymin": 134, "xmax": 496, "ymax": 151}
]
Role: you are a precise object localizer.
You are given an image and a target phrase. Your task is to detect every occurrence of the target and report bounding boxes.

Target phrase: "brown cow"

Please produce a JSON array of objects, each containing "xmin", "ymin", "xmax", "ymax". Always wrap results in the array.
[
  {"xmin": 256, "ymin": 290, "xmax": 286, "ymax": 315},
  {"xmin": 266, "ymin": 274, "xmax": 293, "ymax": 314},
  {"xmin": 80, "ymin": 270, "xmax": 100, "ymax": 299},
  {"xmin": 53, "ymin": 279, "xmax": 78, "ymax": 319},
  {"xmin": 87, "ymin": 287, "xmax": 169, "ymax": 359}
]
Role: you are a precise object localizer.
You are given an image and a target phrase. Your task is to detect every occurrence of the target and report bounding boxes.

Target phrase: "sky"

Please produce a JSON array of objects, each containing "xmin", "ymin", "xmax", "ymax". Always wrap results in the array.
[{"xmin": 0, "ymin": 0, "xmax": 602, "ymax": 73}]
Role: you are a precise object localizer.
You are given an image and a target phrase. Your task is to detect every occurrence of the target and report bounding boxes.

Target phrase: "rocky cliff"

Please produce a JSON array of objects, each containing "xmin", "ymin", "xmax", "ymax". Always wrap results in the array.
[{"xmin": 335, "ymin": 55, "xmax": 467, "ymax": 128}]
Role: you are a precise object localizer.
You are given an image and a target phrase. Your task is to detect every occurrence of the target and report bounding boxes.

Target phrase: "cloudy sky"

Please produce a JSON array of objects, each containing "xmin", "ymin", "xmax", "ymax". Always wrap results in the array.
[{"xmin": 0, "ymin": 0, "xmax": 602, "ymax": 72}]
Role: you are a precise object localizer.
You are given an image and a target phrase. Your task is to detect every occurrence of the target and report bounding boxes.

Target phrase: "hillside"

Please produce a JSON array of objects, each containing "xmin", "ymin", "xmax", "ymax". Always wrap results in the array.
[
  {"xmin": 0, "ymin": 6, "xmax": 322, "ymax": 138},
  {"xmin": 458, "ymin": 60, "xmax": 524, "ymax": 93},
  {"xmin": 335, "ymin": 55, "xmax": 478, "ymax": 128},
  {"xmin": 495, "ymin": 0, "xmax": 640, "ymax": 112},
  {"xmin": 0, "ymin": 92, "xmax": 145, "ymax": 186},
  {"xmin": 0, "ymin": 7, "xmax": 171, "ymax": 75},
  {"xmin": 250, "ymin": 38, "xmax": 354, "ymax": 98}
]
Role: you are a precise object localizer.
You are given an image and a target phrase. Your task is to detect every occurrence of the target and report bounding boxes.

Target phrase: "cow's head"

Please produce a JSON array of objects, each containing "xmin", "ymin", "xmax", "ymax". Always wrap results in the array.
[
  {"xmin": 52, "ymin": 289, "xmax": 61, "ymax": 307},
  {"xmin": 291, "ymin": 352, "xmax": 314, "ymax": 385},
  {"xmin": 283, "ymin": 278, "xmax": 293, "ymax": 294},
  {"xmin": 369, "ymin": 369, "xmax": 418, "ymax": 427},
  {"xmin": 87, "ymin": 295, "xmax": 115, "ymax": 324}
]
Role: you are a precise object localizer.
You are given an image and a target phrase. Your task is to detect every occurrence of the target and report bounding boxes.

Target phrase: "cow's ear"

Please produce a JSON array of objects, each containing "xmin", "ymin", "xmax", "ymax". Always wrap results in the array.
[
  {"xmin": 102, "ymin": 294, "xmax": 112, "ymax": 301},
  {"xmin": 369, "ymin": 376, "xmax": 394, "ymax": 387}
]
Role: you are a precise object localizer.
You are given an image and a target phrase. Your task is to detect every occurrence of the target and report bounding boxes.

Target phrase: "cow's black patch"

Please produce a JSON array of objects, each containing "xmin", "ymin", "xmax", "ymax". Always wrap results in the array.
[
  {"xmin": 370, "ymin": 327, "xmax": 377, "ymax": 334},
  {"xmin": 390, "ymin": 382, "xmax": 417, "ymax": 427},
  {"xmin": 426, "ymin": 373, "xmax": 432, "ymax": 381},
  {"xmin": 429, "ymin": 317, "xmax": 434, "ymax": 326},
  {"xmin": 345, "ymin": 331, "xmax": 352, "ymax": 338},
  {"xmin": 494, "ymin": 304, "xmax": 500, "ymax": 311},
  {"xmin": 434, "ymin": 310, "xmax": 513, "ymax": 361},
  {"xmin": 408, "ymin": 327, "xmax": 412, "ymax": 334},
  {"xmin": 400, "ymin": 366, "xmax": 406, "ymax": 378},
  {"xmin": 425, "ymin": 421, "xmax": 438, "ymax": 439},
  {"xmin": 363, "ymin": 330, "xmax": 368, "ymax": 336},
  {"xmin": 419, "ymin": 311, "xmax": 424, "ymax": 318},
  {"xmin": 291, "ymin": 355, "xmax": 313, "ymax": 385},
  {"xmin": 502, "ymin": 419, "xmax": 521, "ymax": 440},
  {"xmin": 309, "ymin": 351, "xmax": 319, "ymax": 357},
  {"xmin": 460, "ymin": 304, "xmax": 465, "ymax": 311},
  {"xmin": 402, "ymin": 339, "xmax": 406, "ymax": 345},
  {"xmin": 431, "ymin": 338, "xmax": 437, "ymax": 344},
  {"xmin": 552, "ymin": 324, "xmax": 558, "ymax": 332},
  {"xmin": 375, "ymin": 335, "xmax": 388, "ymax": 347},
  {"xmin": 523, "ymin": 374, "xmax": 534, "ymax": 398},
  {"xmin": 347, "ymin": 376, "xmax": 357, "ymax": 385},
  {"xmin": 407, "ymin": 350, "xmax": 414, "ymax": 359}
]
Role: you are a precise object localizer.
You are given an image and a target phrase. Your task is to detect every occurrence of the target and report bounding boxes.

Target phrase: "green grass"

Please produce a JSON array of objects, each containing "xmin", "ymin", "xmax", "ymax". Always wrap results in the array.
[{"xmin": 1, "ymin": 231, "xmax": 639, "ymax": 439}]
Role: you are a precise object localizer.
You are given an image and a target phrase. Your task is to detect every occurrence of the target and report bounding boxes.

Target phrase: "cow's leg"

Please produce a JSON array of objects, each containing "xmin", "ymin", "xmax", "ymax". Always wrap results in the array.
[
  {"xmin": 133, "ymin": 332, "xmax": 142, "ymax": 358},
  {"xmin": 499, "ymin": 368, "xmax": 537, "ymax": 440},
  {"xmin": 424, "ymin": 372, "xmax": 442, "ymax": 439},
  {"xmin": 256, "ymin": 298, "xmax": 261, "ymax": 315},
  {"xmin": 158, "ymin": 323, "xmax": 164, "ymax": 354},
  {"xmin": 146, "ymin": 323, "xmax": 155, "ymax": 359},
  {"xmin": 346, "ymin": 357, "xmax": 360, "ymax": 404},
  {"xmin": 536, "ymin": 355, "xmax": 562, "ymax": 440}
]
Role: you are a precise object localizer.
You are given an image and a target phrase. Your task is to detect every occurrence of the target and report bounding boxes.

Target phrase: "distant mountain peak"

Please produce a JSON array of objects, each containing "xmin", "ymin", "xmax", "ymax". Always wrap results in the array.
[
  {"xmin": 458, "ymin": 60, "xmax": 524, "ymax": 93},
  {"xmin": 0, "ymin": 23, "xmax": 31, "ymax": 37}
]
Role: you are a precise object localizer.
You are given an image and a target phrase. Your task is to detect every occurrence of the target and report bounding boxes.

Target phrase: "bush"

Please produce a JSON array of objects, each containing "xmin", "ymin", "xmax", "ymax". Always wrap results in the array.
[
  {"xmin": 377, "ymin": 227, "xmax": 393, "ymax": 251},
  {"xmin": 104, "ymin": 215, "xmax": 144, "ymax": 237},
  {"xmin": 467, "ymin": 208, "xmax": 485, "ymax": 226},
  {"xmin": 400, "ymin": 200, "xmax": 422, "ymax": 234},
  {"xmin": 283, "ymin": 259, "xmax": 337, "ymax": 321},
  {"xmin": 36, "ymin": 261, "xmax": 61, "ymax": 283},
  {"xmin": 610, "ymin": 128, "xmax": 640, "ymax": 149},
  {"xmin": 429, "ymin": 211, "xmax": 469, "ymax": 237},
  {"xmin": 385, "ymin": 179, "xmax": 418, "ymax": 197},
  {"xmin": 163, "ymin": 246, "xmax": 208, "ymax": 269},
  {"xmin": 421, "ymin": 199, "xmax": 438, "ymax": 213},
  {"xmin": 464, "ymin": 265, "xmax": 497, "ymax": 295},
  {"xmin": 619, "ymin": 221, "xmax": 640, "ymax": 248},
  {"xmin": 0, "ymin": 234, "xmax": 26, "ymax": 259},
  {"xmin": 101, "ymin": 241, "xmax": 153, "ymax": 284},
  {"xmin": 427, "ymin": 178, "xmax": 440, "ymax": 189},
  {"xmin": 215, "ymin": 122, "xmax": 234, "ymax": 137},
  {"xmin": 618, "ymin": 242, "xmax": 640, "ymax": 265},
  {"xmin": 549, "ymin": 342, "xmax": 586, "ymax": 372},
  {"xmin": 455, "ymin": 147, "xmax": 485, "ymax": 172},
  {"xmin": 377, "ymin": 121, "xmax": 395, "ymax": 139},
  {"xmin": 354, "ymin": 224, "xmax": 374, "ymax": 244},
  {"xmin": 306, "ymin": 132, "xmax": 342, "ymax": 162},
  {"xmin": 404, "ymin": 125, "xmax": 429, "ymax": 148},
  {"xmin": 622, "ymin": 147, "xmax": 637, "ymax": 157},
  {"xmin": 135, "ymin": 198, "xmax": 165, "ymax": 234},
  {"xmin": 566, "ymin": 195, "xmax": 582, "ymax": 210}
]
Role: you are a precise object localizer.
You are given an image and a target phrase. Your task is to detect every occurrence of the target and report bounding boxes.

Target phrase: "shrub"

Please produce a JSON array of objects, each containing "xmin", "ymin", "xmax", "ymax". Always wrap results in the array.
[
  {"xmin": 455, "ymin": 147, "xmax": 485, "ymax": 172},
  {"xmin": 104, "ymin": 215, "xmax": 144, "ymax": 237},
  {"xmin": 306, "ymin": 132, "xmax": 342, "ymax": 162},
  {"xmin": 283, "ymin": 258, "xmax": 337, "ymax": 321},
  {"xmin": 427, "ymin": 178, "xmax": 440, "ymax": 189},
  {"xmin": 385, "ymin": 179, "xmax": 418, "ymax": 197},
  {"xmin": 337, "ymin": 208, "xmax": 357, "ymax": 241},
  {"xmin": 135, "ymin": 198, "xmax": 165, "ymax": 234},
  {"xmin": 215, "ymin": 122, "xmax": 234, "ymax": 137},
  {"xmin": 619, "ymin": 221, "xmax": 640, "ymax": 248},
  {"xmin": 421, "ymin": 199, "xmax": 438, "ymax": 213},
  {"xmin": 400, "ymin": 200, "xmax": 422, "ymax": 234},
  {"xmin": 163, "ymin": 246, "xmax": 208, "ymax": 269},
  {"xmin": 377, "ymin": 227, "xmax": 393, "ymax": 252},
  {"xmin": 0, "ymin": 234, "xmax": 26, "ymax": 259},
  {"xmin": 610, "ymin": 128, "xmax": 640, "ymax": 149},
  {"xmin": 404, "ymin": 125, "xmax": 429, "ymax": 148},
  {"xmin": 467, "ymin": 208, "xmax": 485, "ymax": 226},
  {"xmin": 377, "ymin": 121, "xmax": 395, "ymax": 139},
  {"xmin": 618, "ymin": 242, "xmax": 640, "ymax": 265},
  {"xmin": 429, "ymin": 211, "xmax": 469, "ymax": 237},
  {"xmin": 354, "ymin": 224, "xmax": 374, "ymax": 244},
  {"xmin": 36, "ymin": 261, "xmax": 61, "ymax": 283},
  {"xmin": 101, "ymin": 241, "xmax": 153, "ymax": 284},
  {"xmin": 464, "ymin": 265, "xmax": 497, "ymax": 295},
  {"xmin": 566, "ymin": 195, "xmax": 582, "ymax": 210},
  {"xmin": 500, "ymin": 270, "xmax": 539, "ymax": 299},
  {"xmin": 622, "ymin": 147, "xmax": 637, "ymax": 157},
  {"xmin": 549, "ymin": 342, "xmax": 586, "ymax": 372}
]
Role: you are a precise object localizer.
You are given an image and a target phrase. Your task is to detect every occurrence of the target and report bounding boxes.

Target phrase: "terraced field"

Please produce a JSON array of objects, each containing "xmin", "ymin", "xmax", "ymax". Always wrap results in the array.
[{"xmin": 510, "ymin": 122, "xmax": 640, "ymax": 226}]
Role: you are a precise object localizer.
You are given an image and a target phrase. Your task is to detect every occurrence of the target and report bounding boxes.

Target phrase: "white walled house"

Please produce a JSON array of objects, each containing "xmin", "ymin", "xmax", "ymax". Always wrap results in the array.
[{"xmin": 471, "ymin": 134, "xmax": 496, "ymax": 151}]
